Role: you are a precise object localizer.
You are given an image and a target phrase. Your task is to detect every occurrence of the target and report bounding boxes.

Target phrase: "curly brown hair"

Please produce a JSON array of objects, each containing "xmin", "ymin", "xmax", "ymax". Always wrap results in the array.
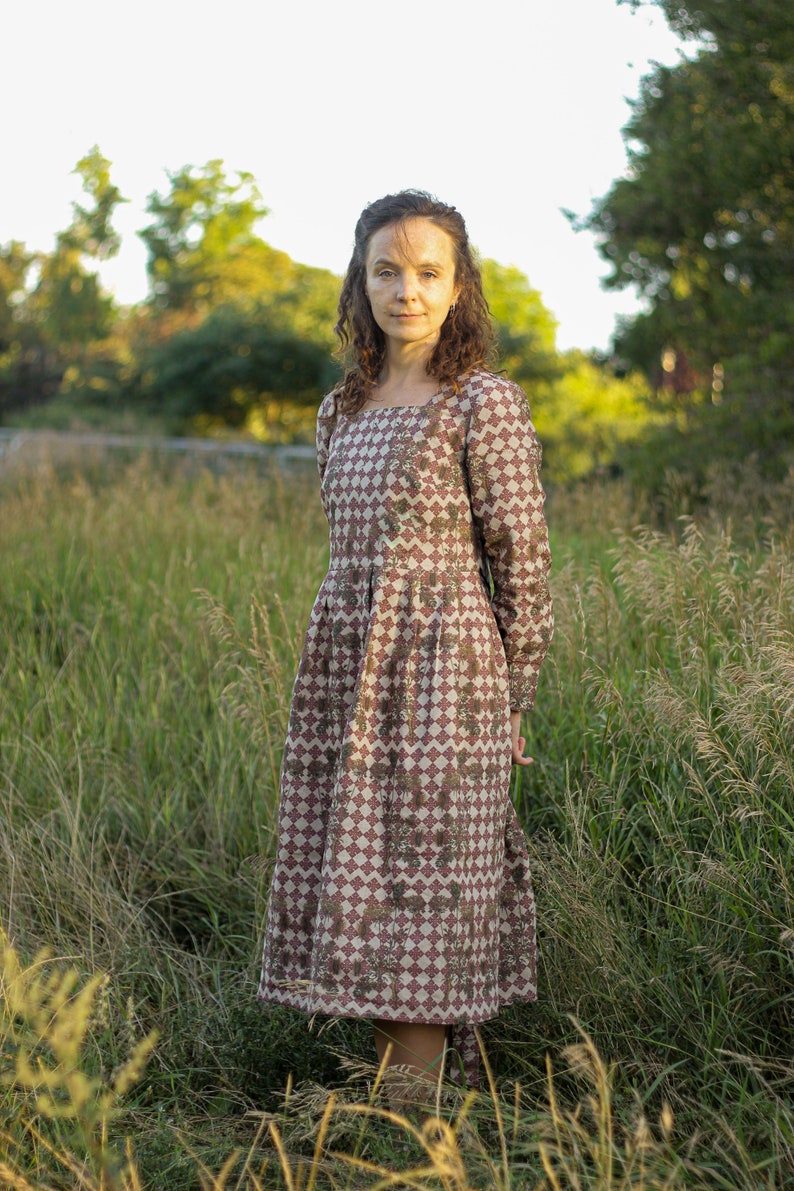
[{"xmin": 333, "ymin": 191, "xmax": 496, "ymax": 414}]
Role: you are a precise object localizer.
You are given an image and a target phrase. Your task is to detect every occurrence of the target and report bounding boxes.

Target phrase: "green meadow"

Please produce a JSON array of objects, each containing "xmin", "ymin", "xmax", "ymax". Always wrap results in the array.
[{"xmin": 0, "ymin": 450, "xmax": 792, "ymax": 1189}]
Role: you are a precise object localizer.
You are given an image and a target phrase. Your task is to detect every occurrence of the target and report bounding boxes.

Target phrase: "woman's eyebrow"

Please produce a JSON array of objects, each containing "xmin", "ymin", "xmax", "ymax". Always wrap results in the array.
[{"xmin": 371, "ymin": 257, "xmax": 446, "ymax": 270}]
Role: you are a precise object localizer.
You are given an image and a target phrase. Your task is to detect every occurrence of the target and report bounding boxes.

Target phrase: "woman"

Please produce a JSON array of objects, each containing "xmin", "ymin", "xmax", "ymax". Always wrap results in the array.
[{"xmin": 258, "ymin": 190, "xmax": 553, "ymax": 1091}]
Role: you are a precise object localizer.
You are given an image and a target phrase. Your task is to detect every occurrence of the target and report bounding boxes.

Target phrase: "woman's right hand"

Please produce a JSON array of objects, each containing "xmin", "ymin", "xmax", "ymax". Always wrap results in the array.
[{"xmin": 510, "ymin": 710, "xmax": 534, "ymax": 766}]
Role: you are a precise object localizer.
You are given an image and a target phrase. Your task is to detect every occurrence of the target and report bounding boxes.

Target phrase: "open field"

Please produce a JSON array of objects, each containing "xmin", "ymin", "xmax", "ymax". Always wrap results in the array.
[{"xmin": 1, "ymin": 448, "xmax": 792, "ymax": 1188}]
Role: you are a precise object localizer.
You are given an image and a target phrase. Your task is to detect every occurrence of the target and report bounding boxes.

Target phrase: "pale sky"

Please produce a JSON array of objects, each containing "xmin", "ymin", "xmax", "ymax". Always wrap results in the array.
[{"xmin": 2, "ymin": 0, "xmax": 683, "ymax": 351}]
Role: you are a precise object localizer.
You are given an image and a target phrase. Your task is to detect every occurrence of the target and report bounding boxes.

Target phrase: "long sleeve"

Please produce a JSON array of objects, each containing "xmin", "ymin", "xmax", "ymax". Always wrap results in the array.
[
  {"xmin": 465, "ymin": 375, "xmax": 553, "ymax": 711},
  {"xmin": 315, "ymin": 392, "xmax": 338, "ymax": 482}
]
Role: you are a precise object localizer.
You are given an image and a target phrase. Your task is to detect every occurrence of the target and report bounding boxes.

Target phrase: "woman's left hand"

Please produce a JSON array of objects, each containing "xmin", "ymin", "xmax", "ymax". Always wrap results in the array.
[{"xmin": 510, "ymin": 710, "xmax": 534, "ymax": 766}]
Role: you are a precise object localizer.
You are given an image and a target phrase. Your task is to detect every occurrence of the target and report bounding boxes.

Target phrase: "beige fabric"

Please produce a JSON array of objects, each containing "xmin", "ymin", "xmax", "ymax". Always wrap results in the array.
[{"xmin": 259, "ymin": 369, "xmax": 553, "ymax": 1033}]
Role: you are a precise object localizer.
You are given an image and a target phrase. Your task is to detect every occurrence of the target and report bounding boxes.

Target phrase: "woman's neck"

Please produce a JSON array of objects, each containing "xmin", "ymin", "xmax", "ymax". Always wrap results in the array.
[
  {"xmin": 379, "ymin": 341, "xmax": 435, "ymax": 389},
  {"xmin": 361, "ymin": 345, "xmax": 439, "ymax": 409}
]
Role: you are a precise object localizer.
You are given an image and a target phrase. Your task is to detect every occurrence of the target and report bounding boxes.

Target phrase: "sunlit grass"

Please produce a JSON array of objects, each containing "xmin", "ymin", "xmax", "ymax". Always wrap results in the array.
[
  {"xmin": 0, "ymin": 932, "xmax": 722, "ymax": 1189},
  {"xmin": 0, "ymin": 450, "xmax": 792, "ymax": 1187}
]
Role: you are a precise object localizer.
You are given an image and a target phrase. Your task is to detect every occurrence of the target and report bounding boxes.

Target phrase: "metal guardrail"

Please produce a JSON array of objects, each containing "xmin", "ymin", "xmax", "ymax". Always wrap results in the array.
[{"xmin": 0, "ymin": 427, "xmax": 316, "ymax": 464}]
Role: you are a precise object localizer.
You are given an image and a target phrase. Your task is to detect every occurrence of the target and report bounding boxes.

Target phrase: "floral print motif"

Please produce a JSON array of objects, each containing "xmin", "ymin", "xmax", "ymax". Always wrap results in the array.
[{"xmin": 259, "ymin": 369, "xmax": 553, "ymax": 1038}]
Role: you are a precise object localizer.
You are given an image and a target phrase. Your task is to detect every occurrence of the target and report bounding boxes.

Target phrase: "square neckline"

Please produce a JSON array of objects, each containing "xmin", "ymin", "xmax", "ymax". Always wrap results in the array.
[{"xmin": 352, "ymin": 384, "xmax": 448, "ymax": 415}]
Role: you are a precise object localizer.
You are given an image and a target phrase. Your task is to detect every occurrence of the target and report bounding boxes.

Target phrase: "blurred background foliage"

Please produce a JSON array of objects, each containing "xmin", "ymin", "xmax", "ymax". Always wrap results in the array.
[
  {"xmin": 1, "ymin": 0, "xmax": 793, "ymax": 490},
  {"xmin": 578, "ymin": 0, "xmax": 794, "ymax": 486}
]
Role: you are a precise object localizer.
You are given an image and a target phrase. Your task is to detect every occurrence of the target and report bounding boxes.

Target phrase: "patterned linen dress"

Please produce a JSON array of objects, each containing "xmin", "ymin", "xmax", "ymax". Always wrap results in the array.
[{"xmin": 258, "ymin": 368, "xmax": 553, "ymax": 1046}]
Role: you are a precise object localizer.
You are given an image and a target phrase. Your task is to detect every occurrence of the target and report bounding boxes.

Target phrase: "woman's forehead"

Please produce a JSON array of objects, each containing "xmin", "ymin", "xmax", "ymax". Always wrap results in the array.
[{"xmin": 366, "ymin": 218, "xmax": 455, "ymax": 267}]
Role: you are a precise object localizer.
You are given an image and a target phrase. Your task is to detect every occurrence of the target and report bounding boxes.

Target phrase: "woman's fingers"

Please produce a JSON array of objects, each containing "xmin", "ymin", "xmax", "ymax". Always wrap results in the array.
[
  {"xmin": 510, "ymin": 712, "xmax": 534, "ymax": 766},
  {"xmin": 512, "ymin": 736, "xmax": 534, "ymax": 766}
]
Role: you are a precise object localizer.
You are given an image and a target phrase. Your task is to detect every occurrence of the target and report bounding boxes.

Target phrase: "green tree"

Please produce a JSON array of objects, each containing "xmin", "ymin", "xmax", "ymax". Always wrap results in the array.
[
  {"xmin": 132, "ymin": 160, "xmax": 342, "ymax": 428},
  {"xmin": 137, "ymin": 160, "xmax": 340, "ymax": 347},
  {"xmin": 137, "ymin": 305, "xmax": 337, "ymax": 431},
  {"xmin": 0, "ymin": 150, "xmax": 127, "ymax": 413},
  {"xmin": 31, "ymin": 147, "xmax": 127, "ymax": 348},
  {"xmin": 264, "ymin": 255, "xmax": 340, "ymax": 347},
  {"xmin": 61, "ymin": 146, "xmax": 127, "ymax": 261},
  {"xmin": 139, "ymin": 161, "xmax": 269, "ymax": 311},
  {"xmin": 481, "ymin": 258, "xmax": 559, "ymax": 394},
  {"xmin": 533, "ymin": 352, "xmax": 656, "ymax": 483},
  {"xmin": 0, "ymin": 242, "xmax": 44, "ymax": 412},
  {"xmin": 579, "ymin": 0, "xmax": 794, "ymax": 475},
  {"xmin": 0, "ymin": 242, "xmax": 34, "ymax": 353},
  {"xmin": 16, "ymin": 149, "xmax": 121, "ymax": 350}
]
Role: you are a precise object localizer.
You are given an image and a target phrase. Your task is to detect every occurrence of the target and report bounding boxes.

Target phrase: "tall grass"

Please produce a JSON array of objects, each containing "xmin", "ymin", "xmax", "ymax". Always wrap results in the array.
[
  {"xmin": 513, "ymin": 518, "xmax": 794, "ymax": 1185},
  {"xmin": 0, "ymin": 449, "xmax": 792, "ymax": 1187}
]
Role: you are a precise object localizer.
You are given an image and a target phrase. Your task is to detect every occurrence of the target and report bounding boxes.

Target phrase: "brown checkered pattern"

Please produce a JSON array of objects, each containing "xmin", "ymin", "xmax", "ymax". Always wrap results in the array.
[{"xmin": 258, "ymin": 370, "xmax": 553, "ymax": 1053}]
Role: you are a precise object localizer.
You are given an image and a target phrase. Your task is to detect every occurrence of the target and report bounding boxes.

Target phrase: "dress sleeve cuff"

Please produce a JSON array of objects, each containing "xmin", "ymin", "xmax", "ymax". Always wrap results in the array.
[{"xmin": 509, "ymin": 669, "xmax": 539, "ymax": 713}]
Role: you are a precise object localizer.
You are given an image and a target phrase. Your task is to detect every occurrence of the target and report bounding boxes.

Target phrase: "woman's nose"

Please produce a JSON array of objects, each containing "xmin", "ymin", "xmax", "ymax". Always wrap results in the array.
[{"xmin": 397, "ymin": 272, "xmax": 418, "ymax": 300}]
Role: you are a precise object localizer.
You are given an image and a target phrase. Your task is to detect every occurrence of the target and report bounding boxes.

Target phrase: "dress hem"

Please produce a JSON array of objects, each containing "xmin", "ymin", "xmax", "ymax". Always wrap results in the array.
[{"xmin": 256, "ymin": 983, "xmax": 537, "ymax": 1026}]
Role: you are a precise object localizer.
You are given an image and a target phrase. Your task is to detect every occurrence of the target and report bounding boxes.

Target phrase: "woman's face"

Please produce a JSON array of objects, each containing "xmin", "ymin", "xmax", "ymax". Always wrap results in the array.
[{"xmin": 364, "ymin": 217, "xmax": 459, "ymax": 351}]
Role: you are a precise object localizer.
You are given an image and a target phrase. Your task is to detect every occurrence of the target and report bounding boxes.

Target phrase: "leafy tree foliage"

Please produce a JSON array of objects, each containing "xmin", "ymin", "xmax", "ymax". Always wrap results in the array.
[
  {"xmin": 138, "ymin": 158, "xmax": 339, "ymax": 343},
  {"xmin": 0, "ymin": 148, "xmax": 127, "ymax": 412},
  {"xmin": 0, "ymin": 242, "xmax": 49, "ymax": 411},
  {"xmin": 481, "ymin": 259, "xmax": 559, "ymax": 395},
  {"xmin": 0, "ymin": 242, "xmax": 34, "ymax": 355},
  {"xmin": 533, "ymin": 351, "xmax": 655, "ymax": 483},
  {"xmin": 137, "ymin": 305, "xmax": 338, "ymax": 426},
  {"xmin": 131, "ymin": 160, "xmax": 341, "ymax": 429},
  {"xmin": 61, "ymin": 147, "xmax": 127, "ymax": 261},
  {"xmin": 32, "ymin": 146, "xmax": 126, "ymax": 348},
  {"xmin": 139, "ymin": 161, "xmax": 268, "ymax": 312},
  {"xmin": 581, "ymin": 0, "xmax": 794, "ymax": 476}
]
